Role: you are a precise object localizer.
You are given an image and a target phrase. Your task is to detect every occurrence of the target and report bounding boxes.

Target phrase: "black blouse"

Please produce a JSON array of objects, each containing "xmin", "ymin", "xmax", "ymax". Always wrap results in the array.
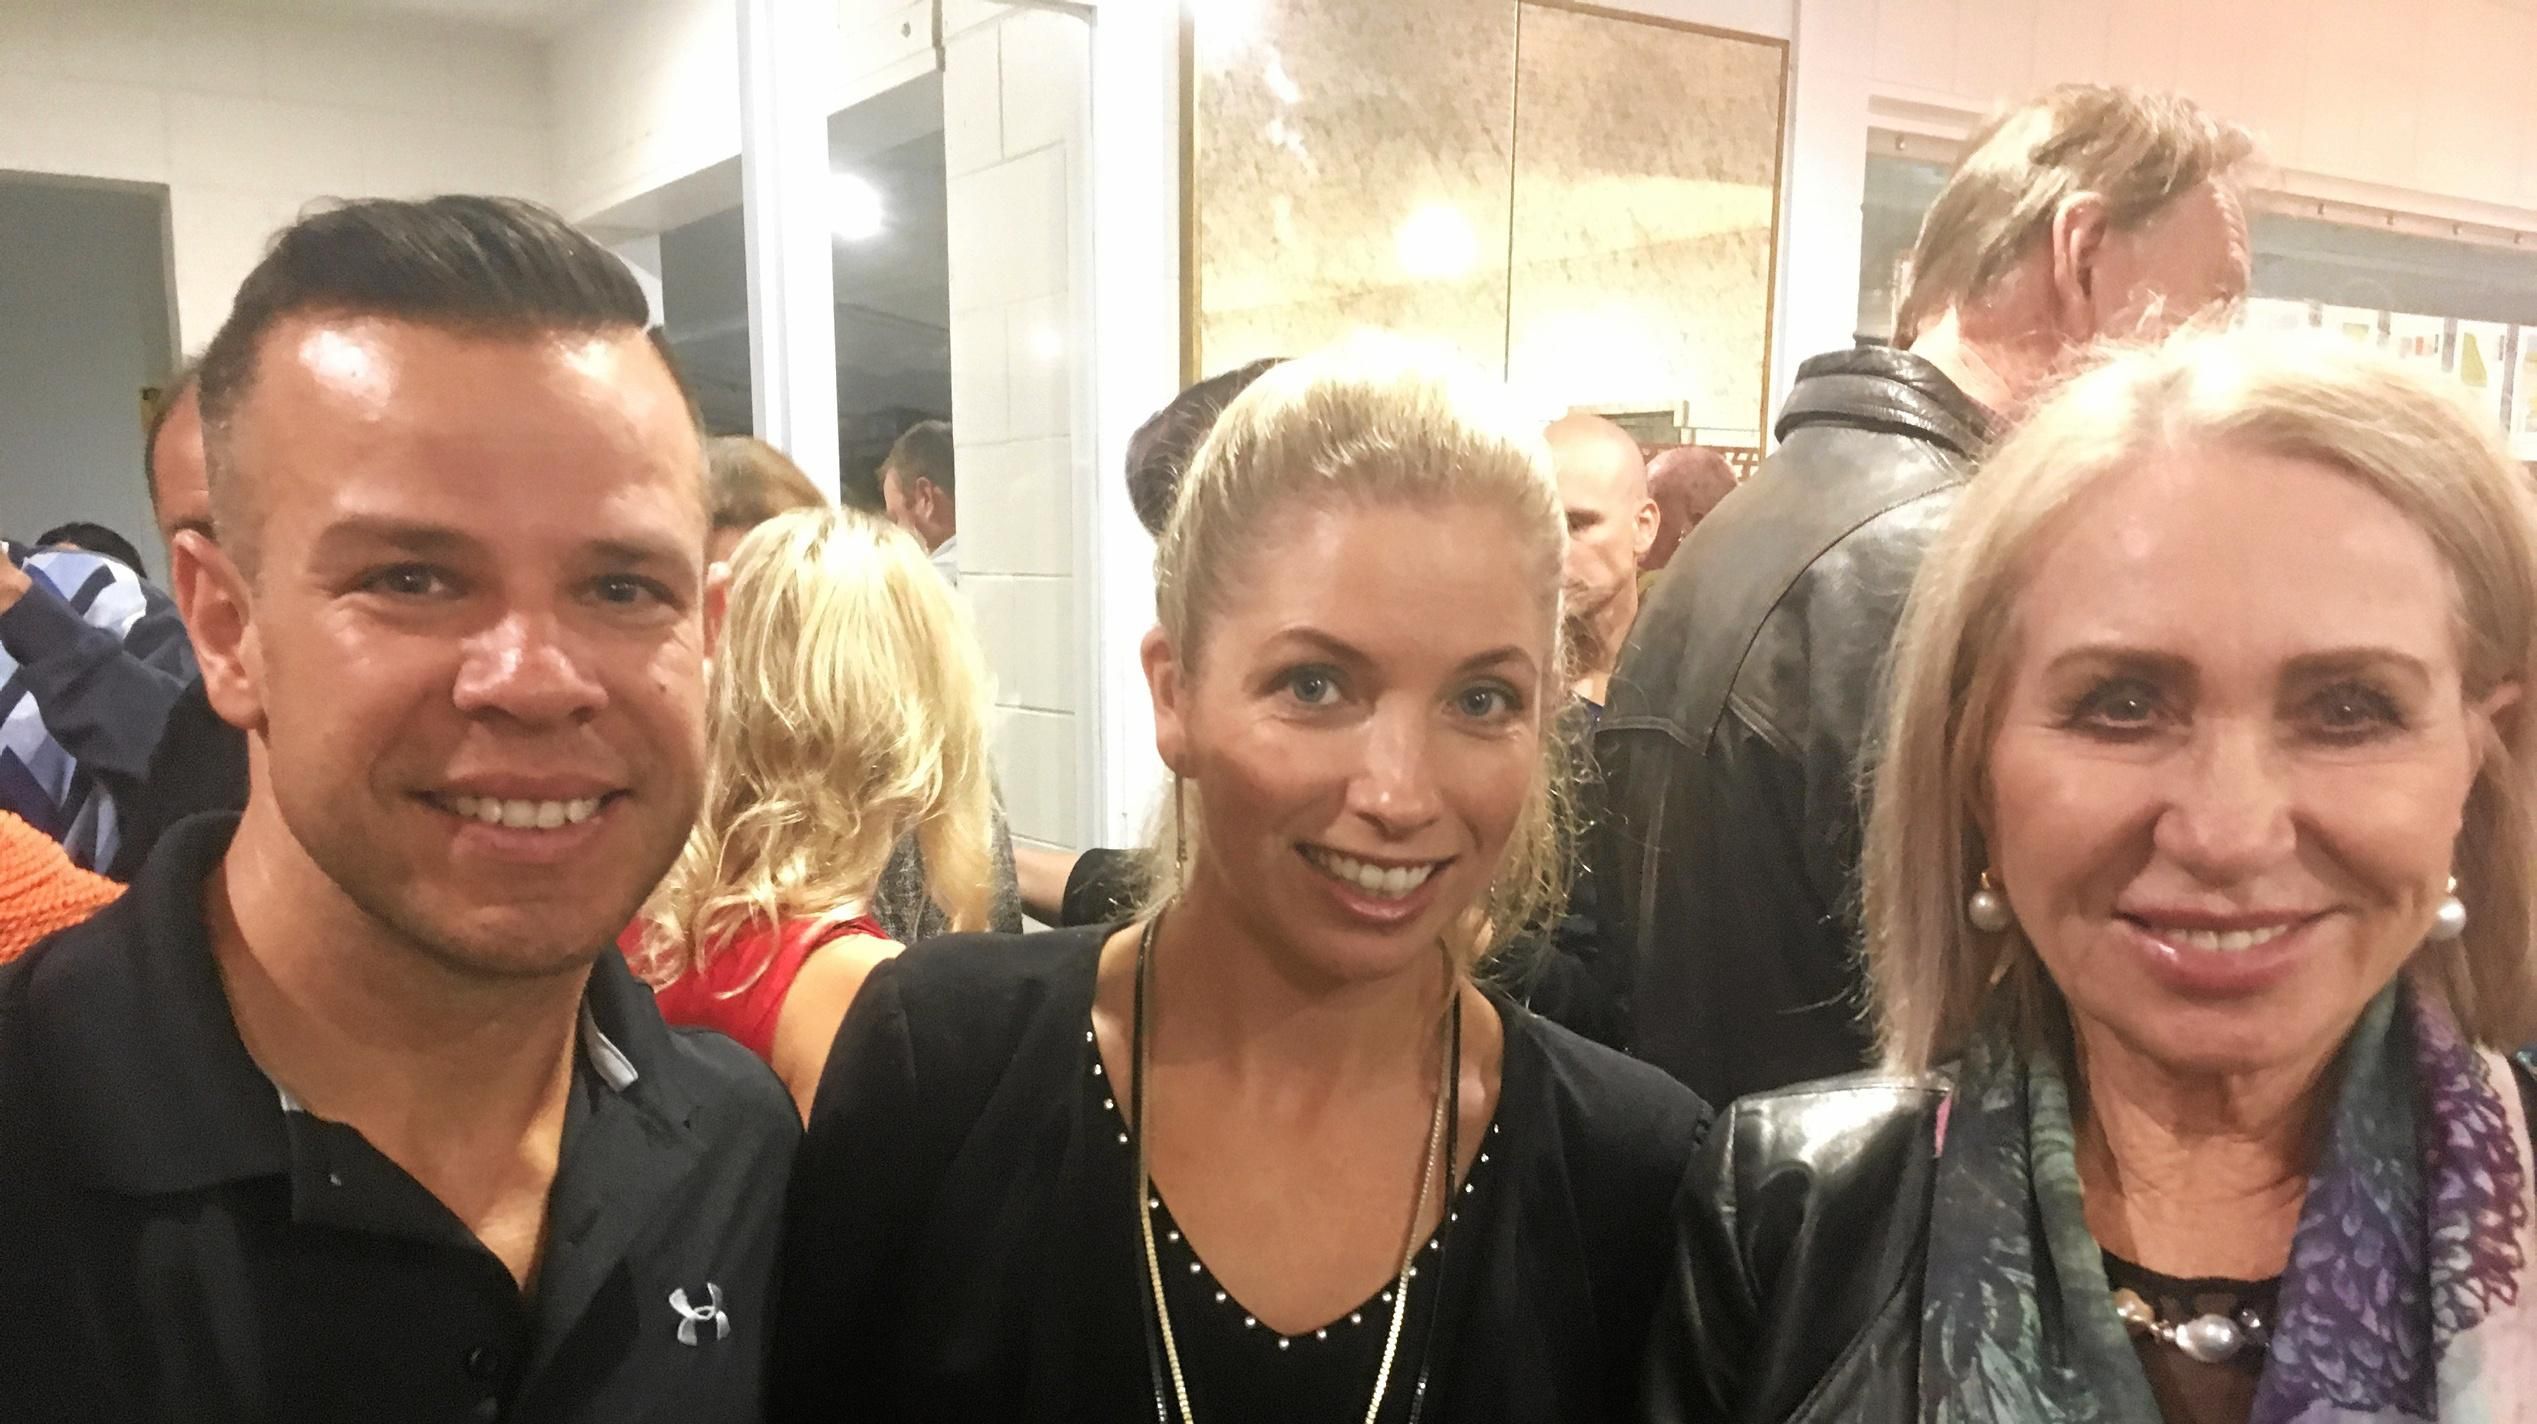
[{"xmin": 768, "ymin": 925, "xmax": 1707, "ymax": 1423}]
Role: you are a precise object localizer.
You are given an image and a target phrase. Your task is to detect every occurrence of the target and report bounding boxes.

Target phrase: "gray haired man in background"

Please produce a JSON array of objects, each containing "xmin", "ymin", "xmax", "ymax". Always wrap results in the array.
[{"xmin": 1594, "ymin": 86, "xmax": 2256, "ymax": 1103}]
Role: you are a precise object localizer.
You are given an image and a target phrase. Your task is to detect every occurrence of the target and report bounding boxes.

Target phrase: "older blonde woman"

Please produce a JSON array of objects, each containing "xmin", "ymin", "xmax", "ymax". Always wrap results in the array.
[
  {"xmin": 1643, "ymin": 327, "xmax": 2537, "ymax": 1424},
  {"xmin": 772, "ymin": 340, "xmax": 1705, "ymax": 1423},
  {"xmin": 626, "ymin": 506, "xmax": 997, "ymax": 1117}
]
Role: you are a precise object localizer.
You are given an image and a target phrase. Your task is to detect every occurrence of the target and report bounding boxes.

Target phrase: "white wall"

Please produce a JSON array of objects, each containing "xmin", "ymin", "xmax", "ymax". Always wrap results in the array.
[
  {"xmin": 0, "ymin": 178, "xmax": 173, "ymax": 555},
  {"xmin": 1774, "ymin": 0, "xmax": 1874, "ymax": 410},
  {"xmin": 549, "ymin": 0, "xmax": 743, "ymax": 223},
  {"xmin": 550, "ymin": 0, "xmax": 936, "ymax": 228},
  {"xmin": 1857, "ymin": 0, "xmax": 2537, "ymax": 220},
  {"xmin": 940, "ymin": 2, "xmax": 1094, "ymax": 850},
  {"xmin": 0, "ymin": 1, "xmax": 550, "ymax": 348}
]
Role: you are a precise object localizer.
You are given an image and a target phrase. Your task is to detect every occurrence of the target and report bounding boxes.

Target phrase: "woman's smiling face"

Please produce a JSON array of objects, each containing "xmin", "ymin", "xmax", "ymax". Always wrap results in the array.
[
  {"xmin": 1982, "ymin": 441, "xmax": 2508, "ymax": 1079},
  {"xmin": 1147, "ymin": 497, "xmax": 1555, "ymax": 986}
]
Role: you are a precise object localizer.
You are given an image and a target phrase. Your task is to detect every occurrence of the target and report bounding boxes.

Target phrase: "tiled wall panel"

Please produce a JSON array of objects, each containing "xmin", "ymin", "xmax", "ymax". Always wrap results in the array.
[{"xmin": 946, "ymin": 4, "xmax": 1092, "ymax": 845}]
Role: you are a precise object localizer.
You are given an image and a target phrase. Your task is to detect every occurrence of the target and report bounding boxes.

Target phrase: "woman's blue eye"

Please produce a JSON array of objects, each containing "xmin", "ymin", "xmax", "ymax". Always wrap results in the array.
[
  {"xmin": 1456, "ymin": 686, "xmax": 1518, "ymax": 719},
  {"xmin": 1286, "ymin": 669, "xmax": 1339, "ymax": 704}
]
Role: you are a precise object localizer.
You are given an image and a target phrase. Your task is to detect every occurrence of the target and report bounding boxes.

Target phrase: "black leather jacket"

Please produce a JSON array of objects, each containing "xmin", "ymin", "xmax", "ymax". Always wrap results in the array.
[
  {"xmin": 1639, "ymin": 1054, "xmax": 2537, "ymax": 1423},
  {"xmin": 1640, "ymin": 1073, "xmax": 1943, "ymax": 1423},
  {"xmin": 1592, "ymin": 347, "xmax": 1992, "ymax": 1103}
]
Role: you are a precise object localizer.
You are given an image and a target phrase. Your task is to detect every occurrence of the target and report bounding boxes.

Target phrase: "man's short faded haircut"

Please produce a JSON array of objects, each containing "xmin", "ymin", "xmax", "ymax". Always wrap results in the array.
[
  {"xmin": 195, "ymin": 194, "xmax": 700, "ymax": 572},
  {"xmin": 882, "ymin": 419, "xmax": 955, "ymax": 499},
  {"xmin": 1893, "ymin": 85, "xmax": 2256, "ymax": 345},
  {"xmin": 142, "ymin": 357, "xmax": 199, "ymax": 520}
]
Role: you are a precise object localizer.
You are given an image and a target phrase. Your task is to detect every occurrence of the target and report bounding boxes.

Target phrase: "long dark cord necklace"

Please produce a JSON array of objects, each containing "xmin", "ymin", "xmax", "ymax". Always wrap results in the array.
[{"xmin": 1129, "ymin": 910, "xmax": 1463, "ymax": 1424}]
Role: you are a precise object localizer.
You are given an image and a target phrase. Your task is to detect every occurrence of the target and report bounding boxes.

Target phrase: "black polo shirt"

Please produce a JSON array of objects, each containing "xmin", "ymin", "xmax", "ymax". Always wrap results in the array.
[{"xmin": 0, "ymin": 814, "xmax": 799, "ymax": 1422}]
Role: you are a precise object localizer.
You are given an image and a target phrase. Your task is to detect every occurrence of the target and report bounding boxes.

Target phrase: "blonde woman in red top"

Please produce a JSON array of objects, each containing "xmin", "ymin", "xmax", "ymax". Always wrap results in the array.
[{"xmin": 627, "ymin": 506, "xmax": 997, "ymax": 1117}]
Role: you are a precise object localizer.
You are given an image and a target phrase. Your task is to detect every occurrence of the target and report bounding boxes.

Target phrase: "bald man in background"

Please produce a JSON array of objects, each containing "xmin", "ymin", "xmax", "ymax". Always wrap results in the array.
[
  {"xmin": 1500, "ymin": 412, "xmax": 1657, "ymax": 1050},
  {"xmin": 1546, "ymin": 413, "xmax": 1657, "ymax": 710}
]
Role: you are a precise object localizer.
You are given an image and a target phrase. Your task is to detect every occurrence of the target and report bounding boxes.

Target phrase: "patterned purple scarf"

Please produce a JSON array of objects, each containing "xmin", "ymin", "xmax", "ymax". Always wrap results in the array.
[{"xmin": 1920, "ymin": 984, "xmax": 2537, "ymax": 1422}]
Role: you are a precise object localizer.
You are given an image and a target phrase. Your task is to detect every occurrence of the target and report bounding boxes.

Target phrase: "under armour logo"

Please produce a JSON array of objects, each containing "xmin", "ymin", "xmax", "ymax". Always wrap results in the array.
[{"xmin": 669, "ymin": 1284, "xmax": 730, "ymax": 1346}]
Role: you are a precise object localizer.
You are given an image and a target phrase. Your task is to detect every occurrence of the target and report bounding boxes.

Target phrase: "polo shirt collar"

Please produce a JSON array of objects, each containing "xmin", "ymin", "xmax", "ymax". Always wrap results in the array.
[
  {"xmin": 40, "ymin": 813, "xmax": 693, "ymax": 1197},
  {"xmin": 266, "ymin": 1000, "xmax": 639, "ymax": 1115}
]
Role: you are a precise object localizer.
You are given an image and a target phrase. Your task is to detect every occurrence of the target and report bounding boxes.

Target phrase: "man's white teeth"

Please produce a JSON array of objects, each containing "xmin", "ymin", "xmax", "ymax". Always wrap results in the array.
[
  {"xmin": 2163, "ymin": 925, "xmax": 2292, "ymax": 954},
  {"xmin": 448, "ymin": 795, "xmax": 601, "ymax": 829},
  {"xmin": 1304, "ymin": 848, "xmax": 1438, "ymax": 900}
]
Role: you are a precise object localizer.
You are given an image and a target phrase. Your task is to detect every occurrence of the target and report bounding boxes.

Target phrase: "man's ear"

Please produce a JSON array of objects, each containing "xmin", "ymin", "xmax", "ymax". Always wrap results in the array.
[
  {"xmin": 1631, "ymin": 496, "xmax": 1659, "ymax": 563},
  {"xmin": 170, "ymin": 529, "xmax": 267, "ymax": 735},
  {"xmin": 2046, "ymin": 192, "xmax": 2112, "ymax": 341},
  {"xmin": 1142, "ymin": 625, "xmax": 1192, "ymax": 776}
]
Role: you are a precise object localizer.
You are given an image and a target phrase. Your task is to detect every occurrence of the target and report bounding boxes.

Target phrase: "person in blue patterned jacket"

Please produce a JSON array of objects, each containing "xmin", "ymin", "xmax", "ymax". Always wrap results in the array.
[{"xmin": 0, "ymin": 541, "xmax": 213, "ymax": 876}]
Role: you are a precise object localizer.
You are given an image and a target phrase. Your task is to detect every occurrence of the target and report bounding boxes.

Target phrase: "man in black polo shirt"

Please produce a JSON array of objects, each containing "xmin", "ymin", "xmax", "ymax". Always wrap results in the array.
[{"xmin": 0, "ymin": 196, "xmax": 799, "ymax": 1421}]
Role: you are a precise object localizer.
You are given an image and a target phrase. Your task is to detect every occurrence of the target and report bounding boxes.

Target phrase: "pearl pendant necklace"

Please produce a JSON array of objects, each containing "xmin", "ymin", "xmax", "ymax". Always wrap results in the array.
[{"xmin": 2111, "ymin": 1287, "xmax": 2270, "ymax": 1364}]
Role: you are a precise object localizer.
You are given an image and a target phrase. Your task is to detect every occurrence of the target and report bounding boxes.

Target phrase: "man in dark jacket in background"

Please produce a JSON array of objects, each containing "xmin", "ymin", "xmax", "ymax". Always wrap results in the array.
[{"xmin": 1594, "ymin": 85, "xmax": 2255, "ymax": 1102}]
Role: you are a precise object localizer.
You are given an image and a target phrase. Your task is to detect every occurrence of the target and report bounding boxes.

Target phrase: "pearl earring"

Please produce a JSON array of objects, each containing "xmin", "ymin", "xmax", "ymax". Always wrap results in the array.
[
  {"xmin": 2430, "ymin": 875, "xmax": 2468, "ymax": 941},
  {"xmin": 1967, "ymin": 869, "xmax": 2014, "ymax": 934}
]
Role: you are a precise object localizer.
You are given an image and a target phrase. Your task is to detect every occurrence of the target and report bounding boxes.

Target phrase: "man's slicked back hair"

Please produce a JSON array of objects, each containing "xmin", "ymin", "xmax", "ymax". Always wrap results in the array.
[
  {"xmin": 1893, "ymin": 85, "xmax": 2254, "ymax": 345},
  {"xmin": 196, "ymin": 194, "xmax": 692, "ymax": 568},
  {"xmin": 883, "ymin": 419, "xmax": 955, "ymax": 497}
]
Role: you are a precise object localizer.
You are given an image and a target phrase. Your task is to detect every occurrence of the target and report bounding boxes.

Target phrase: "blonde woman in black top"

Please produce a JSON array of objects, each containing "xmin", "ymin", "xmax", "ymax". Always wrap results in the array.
[{"xmin": 770, "ymin": 338, "xmax": 1705, "ymax": 1423}]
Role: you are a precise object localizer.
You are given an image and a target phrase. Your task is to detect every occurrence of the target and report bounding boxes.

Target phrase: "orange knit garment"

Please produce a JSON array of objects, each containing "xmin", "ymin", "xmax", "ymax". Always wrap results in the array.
[{"xmin": 0, "ymin": 811, "xmax": 122, "ymax": 963}]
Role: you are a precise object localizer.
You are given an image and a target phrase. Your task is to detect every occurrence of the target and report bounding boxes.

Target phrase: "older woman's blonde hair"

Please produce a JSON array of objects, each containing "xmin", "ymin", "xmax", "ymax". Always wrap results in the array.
[
  {"xmin": 633, "ymin": 506, "xmax": 996, "ymax": 984},
  {"xmin": 1867, "ymin": 326, "xmax": 2537, "ymax": 1071},
  {"xmin": 1143, "ymin": 335, "xmax": 1572, "ymax": 970}
]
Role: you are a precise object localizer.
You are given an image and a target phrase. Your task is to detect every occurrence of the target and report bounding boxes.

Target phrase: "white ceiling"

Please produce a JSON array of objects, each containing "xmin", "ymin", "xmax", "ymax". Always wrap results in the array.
[{"xmin": 207, "ymin": 0, "xmax": 607, "ymax": 37}]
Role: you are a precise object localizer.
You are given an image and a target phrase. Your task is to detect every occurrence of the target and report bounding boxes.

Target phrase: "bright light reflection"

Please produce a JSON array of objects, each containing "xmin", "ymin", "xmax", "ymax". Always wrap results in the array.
[
  {"xmin": 1262, "ymin": 54, "xmax": 1301, "ymax": 106},
  {"xmin": 295, "ymin": 326, "xmax": 392, "ymax": 402},
  {"xmin": 1394, "ymin": 203, "xmax": 1479, "ymax": 282},
  {"xmin": 832, "ymin": 172, "xmax": 884, "ymax": 242},
  {"xmin": 1192, "ymin": 0, "xmax": 1266, "ymax": 68}
]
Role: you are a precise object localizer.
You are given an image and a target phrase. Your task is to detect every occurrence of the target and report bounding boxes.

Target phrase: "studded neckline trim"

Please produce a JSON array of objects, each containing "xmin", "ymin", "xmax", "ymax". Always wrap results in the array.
[{"xmin": 1084, "ymin": 1024, "xmax": 1499, "ymax": 1350}]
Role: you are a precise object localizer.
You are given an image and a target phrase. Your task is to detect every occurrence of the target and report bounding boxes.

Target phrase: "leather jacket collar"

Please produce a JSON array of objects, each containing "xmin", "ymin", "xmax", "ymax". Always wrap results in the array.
[{"xmin": 1774, "ymin": 344, "xmax": 1995, "ymax": 458}]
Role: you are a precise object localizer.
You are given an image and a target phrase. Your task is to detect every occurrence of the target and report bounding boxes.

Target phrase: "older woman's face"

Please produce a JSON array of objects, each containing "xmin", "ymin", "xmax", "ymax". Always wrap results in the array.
[
  {"xmin": 1146, "ymin": 498, "xmax": 1553, "ymax": 985},
  {"xmin": 1984, "ymin": 443, "xmax": 2506, "ymax": 1080}
]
